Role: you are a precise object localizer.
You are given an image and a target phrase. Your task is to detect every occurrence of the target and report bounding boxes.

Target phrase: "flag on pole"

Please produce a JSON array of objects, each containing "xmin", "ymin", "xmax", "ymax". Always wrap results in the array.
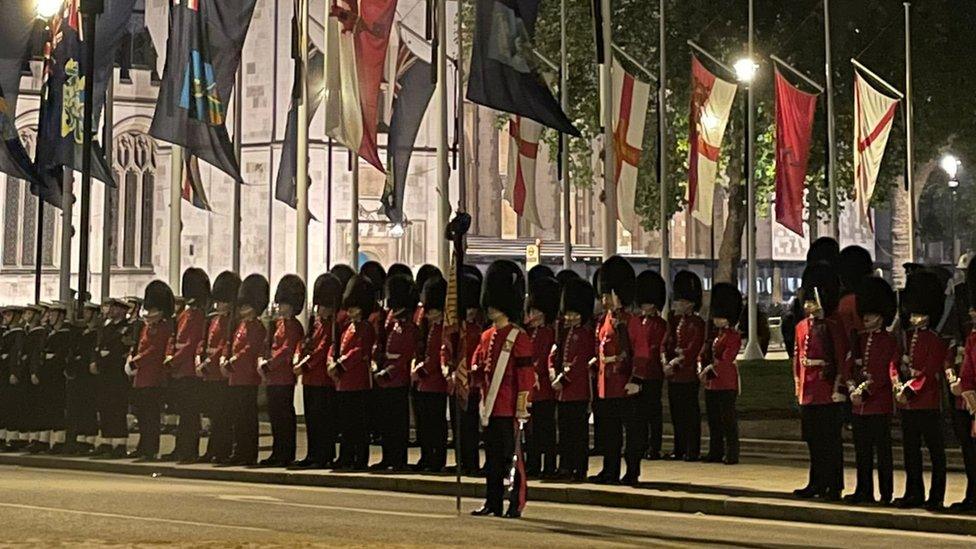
[
  {"xmin": 324, "ymin": 0, "xmax": 399, "ymax": 172},
  {"xmin": 686, "ymin": 56, "xmax": 736, "ymax": 226},
  {"xmin": 0, "ymin": 0, "xmax": 41, "ymax": 187},
  {"xmin": 611, "ymin": 58, "xmax": 650, "ymax": 233},
  {"xmin": 149, "ymin": 0, "xmax": 258, "ymax": 182},
  {"xmin": 382, "ymin": 43, "xmax": 434, "ymax": 224},
  {"xmin": 181, "ymin": 154, "xmax": 212, "ymax": 211},
  {"xmin": 506, "ymin": 116, "xmax": 545, "ymax": 229},
  {"xmin": 145, "ymin": 0, "xmax": 169, "ymax": 77},
  {"xmin": 275, "ymin": 47, "xmax": 325, "ymax": 210},
  {"xmin": 774, "ymin": 69, "xmax": 818, "ymax": 237},
  {"xmin": 853, "ymin": 71, "xmax": 899, "ymax": 229},
  {"xmin": 467, "ymin": 0, "xmax": 580, "ymax": 137}
]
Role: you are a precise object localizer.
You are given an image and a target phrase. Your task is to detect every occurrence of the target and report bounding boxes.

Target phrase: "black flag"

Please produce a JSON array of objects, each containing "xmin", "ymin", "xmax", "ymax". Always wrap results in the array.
[
  {"xmin": 382, "ymin": 45, "xmax": 434, "ymax": 224},
  {"xmin": 0, "ymin": 1, "xmax": 41, "ymax": 187},
  {"xmin": 275, "ymin": 47, "xmax": 324, "ymax": 211},
  {"xmin": 150, "ymin": 0, "xmax": 257, "ymax": 182},
  {"xmin": 466, "ymin": 0, "xmax": 579, "ymax": 137}
]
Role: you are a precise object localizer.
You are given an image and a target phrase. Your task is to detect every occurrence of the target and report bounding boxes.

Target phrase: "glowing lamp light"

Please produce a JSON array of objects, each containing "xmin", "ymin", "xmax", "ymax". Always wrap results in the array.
[
  {"xmin": 35, "ymin": 0, "xmax": 61, "ymax": 18},
  {"xmin": 941, "ymin": 154, "xmax": 960, "ymax": 179},
  {"xmin": 733, "ymin": 58, "xmax": 758, "ymax": 83}
]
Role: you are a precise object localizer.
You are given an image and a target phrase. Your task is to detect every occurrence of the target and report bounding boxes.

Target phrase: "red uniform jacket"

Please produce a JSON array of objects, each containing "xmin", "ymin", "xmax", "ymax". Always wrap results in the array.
[
  {"xmin": 794, "ymin": 316, "xmax": 850, "ymax": 406},
  {"xmin": 369, "ymin": 309, "xmax": 388, "ymax": 363},
  {"xmin": 550, "ymin": 323, "xmax": 594, "ymax": 402},
  {"xmin": 132, "ymin": 319, "xmax": 173, "ymax": 389},
  {"xmin": 300, "ymin": 317, "xmax": 334, "ymax": 387},
  {"xmin": 632, "ymin": 314, "xmax": 667, "ymax": 380},
  {"xmin": 701, "ymin": 326, "xmax": 741, "ymax": 392},
  {"xmin": 836, "ymin": 294, "xmax": 864, "ymax": 338},
  {"xmin": 264, "ymin": 317, "xmax": 303, "ymax": 386},
  {"xmin": 594, "ymin": 310, "xmax": 643, "ymax": 399},
  {"xmin": 202, "ymin": 313, "xmax": 232, "ymax": 382},
  {"xmin": 891, "ymin": 328, "xmax": 946, "ymax": 411},
  {"xmin": 441, "ymin": 320, "xmax": 484, "ymax": 394},
  {"xmin": 334, "ymin": 319, "xmax": 375, "ymax": 392},
  {"xmin": 528, "ymin": 324, "xmax": 556, "ymax": 402},
  {"xmin": 228, "ymin": 318, "xmax": 267, "ymax": 387},
  {"xmin": 474, "ymin": 323, "xmax": 534, "ymax": 418},
  {"xmin": 664, "ymin": 313, "xmax": 706, "ymax": 384},
  {"xmin": 168, "ymin": 307, "xmax": 206, "ymax": 379},
  {"xmin": 847, "ymin": 329, "xmax": 897, "ymax": 415},
  {"xmin": 956, "ymin": 330, "xmax": 976, "ymax": 411},
  {"xmin": 376, "ymin": 313, "xmax": 418, "ymax": 389},
  {"xmin": 415, "ymin": 320, "xmax": 447, "ymax": 393}
]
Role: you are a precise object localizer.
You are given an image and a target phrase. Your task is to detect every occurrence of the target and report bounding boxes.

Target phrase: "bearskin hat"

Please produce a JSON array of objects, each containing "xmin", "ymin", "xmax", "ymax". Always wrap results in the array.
[
  {"xmin": 807, "ymin": 236, "xmax": 840, "ymax": 266},
  {"xmin": 801, "ymin": 262, "xmax": 840, "ymax": 315},
  {"xmin": 416, "ymin": 264, "xmax": 442, "ymax": 293},
  {"xmin": 527, "ymin": 276, "xmax": 560, "ymax": 324},
  {"xmin": 212, "ymin": 271, "xmax": 241, "ymax": 304},
  {"xmin": 238, "ymin": 274, "xmax": 270, "ymax": 315},
  {"xmin": 387, "ymin": 263, "xmax": 413, "ymax": 281},
  {"xmin": 635, "ymin": 270, "xmax": 667, "ymax": 310},
  {"xmin": 181, "ymin": 267, "xmax": 211, "ymax": 306},
  {"xmin": 561, "ymin": 276, "xmax": 595, "ymax": 325},
  {"xmin": 329, "ymin": 264, "xmax": 356, "ymax": 294},
  {"xmin": 342, "ymin": 274, "xmax": 377, "ymax": 315},
  {"xmin": 274, "ymin": 274, "xmax": 306, "ymax": 313},
  {"xmin": 597, "ymin": 256, "xmax": 636, "ymax": 306},
  {"xmin": 360, "ymin": 261, "xmax": 387, "ymax": 296},
  {"xmin": 481, "ymin": 259, "xmax": 525, "ymax": 322},
  {"xmin": 421, "ymin": 275, "xmax": 448, "ymax": 312},
  {"xmin": 313, "ymin": 273, "xmax": 343, "ymax": 309},
  {"xmin": 555, "ymin": 269, "xmax": 581, "ymax": 288},
  {"xmin": 143, "ymin": 280, "xmax": 175, "ymax": 318},
  {"xmin": 903, "ymin": 270, "xmax": 944, "ymax": 322},
  {"xmin": 838, "ymin": 246, "xmax": 873, "ymax": 293},
  {"xmin": 460, "ymin": 272, "xmax": 482, "ymax": 313},
  {"xmin": 855, "ymin": 276, "xmax": 897, "ymax": 327},
  {"xmin": 385, "ymin": 274, "xmax": 418, "ymax": 312},
  {"xmin": 710, "ymin": 282, "xmax": 742, "ymax": 325},
  {"xmin": 463, "ymin": 264, "xmax": 484, "ymax": 285},
  {"xmin": 672, "ymin": 270, "xmax": 703, "ymax": 311},
  {"xmin": 528, "ymin": 264, "xmax": 555, "ymax": 285}
]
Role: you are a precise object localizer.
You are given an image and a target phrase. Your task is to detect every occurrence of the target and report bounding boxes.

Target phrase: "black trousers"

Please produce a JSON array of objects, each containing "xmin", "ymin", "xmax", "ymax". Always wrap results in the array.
[
  {"xmin": 0, "ymin": 382, "xmax": 9, "ymax": 433},
  {"xmin": 851, "ymin": 414, "xmax": 893, "ymax": 501},
  {"xmin": 132, "ymin": 387, "xmax": 162, "ymax": 457},
  {"xmin": 172, "ymin": 376, "xmax": 203, "ymax": 459},
  {"xmin": 526, "ymin": 399, "xmax": 557, "ymax": 474},
  {"xmin": 266, "ymin": 384, "xmax": 297, "ymax": 463},
  {"xmin": 901, "ymin": 409, "xmax": 947, "ymax": 504},
  {"xmin": 636, "ymin": 378, "xmax": 663, "ymax": 455},
  {"xmin": 96, "ymin": 375, "xmax": 129, "ymax": 439},
  {"xmin": 302, "ymin": 385, "xmax": 337, "ymax": 464},
  {"xmin": 37, "ymin": 374, "xmax": 66, "ymax": 431},
  {"xmin": 337, "ymin": 390, "xmax": 369, "ymax": 468},
  {"xmin": 228, "ymin": 385, "xmax": 259, "ymax": 463},
  {"xmin": 593, "ymin": 397, "xmax": 640, "ymax": 479},
  {"xmin": 203, "ymin": 381, "xmax": 233, "ymax": 460},
  {"xmin": 667, "ymin": 380, "xmax": 701, "ymax": 459},
  {"xmin": 557, "ymin": 400, "xmax": 589, "ymax": 477},
  {"xmin": 413, "ymin": 390, "xmax": 448, "ymax": 469},
  {"xmin": 452, "ymin": 390, "xmax": 482, "ymax": 471},
  {"xmin": 704, "ymin": 390, "xmax": 739, "ymax": 461},
  {"xmin": 952, "ymin": 409, "xmax": 976, "ymax": 502},
  {"xmin": 376, "ymin": 386, "xmax": 409, "ymax": 467},
  {"xmin": 483, "ymin": 417, "xmax": 521, "ymax": 513},
  {"xmin": 800, "ymin": 403, "xmax": 845, "ymax": 493},
  {"xmin": 66, "ymin": 375, "xmax": 98, "ymax": 438}
]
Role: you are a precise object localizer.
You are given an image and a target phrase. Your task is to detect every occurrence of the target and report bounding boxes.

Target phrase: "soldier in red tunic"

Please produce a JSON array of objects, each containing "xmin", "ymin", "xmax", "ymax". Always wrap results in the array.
[
  {"xmin": 257, "ymin": 275, "xmax": 306, "ymax": 467},
  {"xmin": 126, "ymin": 281, "xmax": 175, "ymax": 462},
  {"xmin": 663, "ymin": 270, "xmax": 706, "ymax": 461},
  {"xmin": 843, "ymin": 276, "xmax": 898, "ymax": 504},
  {"xmin": 949, "ymin": 258, "xmax": 976, "ymax": 511},
  {"xmin": 632, "ymin": 270, "xmax": 668, "ymax": 461},
  {"xmin": 163, "ymin": 268, "xmax": 210, "ymax": 463},
  {"xmin": 370, "ymin": 274, "xmax": 419, "ymax": 472},
  {"xmin": 471, "ymin": 260, "xmax": 534, "ymax": 519},
  {"xmin": 221, "ymin": 274, "xmax": 269, "ymax": 466},
  {"xmin": 551, "ymin": 276, "xmax": 595, "ymax": 481},
  {"xmin": 292, "ymin": 273, "xmax": 343, "ymax": 469},
  {"xmin": 892, "ymin": 270, "xmax": 948, "ymax": 510},
  {"xmin": 330, "ymin": 275, "xmax": 377, "ymax": 471},
  {"xmin": 412, "ymin": 276, "xmax": 449, "ymax": 472},
  {"xmin": 196, "ymin": 271, "xmax": 239, "ymax": 464},
  {"xmin": 793, "ymin": 263, "xmax": 849, "ymax": 500},
  {"xmin": 700, "ymin": 282, "xmax": 742, "ymax": 465},
  {"xmin": 525, "ymin": 276, "xmax": 559, "ymax": 478}
]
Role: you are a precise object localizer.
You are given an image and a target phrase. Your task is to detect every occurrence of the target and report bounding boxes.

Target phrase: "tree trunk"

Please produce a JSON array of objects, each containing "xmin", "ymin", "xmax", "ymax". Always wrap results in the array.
[
  {"xmin": 715, "ymin": 156, "xmax": 745, "ymax": 284},
  {"xmin": 890, "ymin": 159, "xmax": 936, "ymax": 288}
]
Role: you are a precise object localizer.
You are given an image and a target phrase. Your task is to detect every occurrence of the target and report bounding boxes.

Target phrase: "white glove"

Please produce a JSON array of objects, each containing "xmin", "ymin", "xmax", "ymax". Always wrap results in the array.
[
  {"xmin": 831, "ymin": 391, "xmax": 847, "ymax": 403},
  {"xmin": 124, "ymin": 361, "xmax": 136, "ymax": 378},
  {"xmin": 663, "ymin": 363, "xmax": 676, "ymax": 378},
  {"xmin": 850, "ymin": 391, "xmax": 864, "ymax": 407},
  {"xmin": 45, "ymin": 353, "xmax": 55, "ymax": 360},
  {"xmin": 624, "ymin": 382, "xmax": 641, "ymax": 396},
  {"xmin": 9, "ymin": 374, "xmax": 17, "ymax": 385},
  {"xmin": 31, "ymin": 373, "xmax": 40, "ymax": 385},
  {"xmin": 99, "ymin": 349, "xmax": 110, "ymax": 358},
  {"xmin": 548, "ymin": 368, "xmax": 557, "ymax": 383},
  {"xmin": 951, "ymin": 379, "xmax": 964, "ymax": 396},
  {"xmin": 89, "ymin": 363, "xmax": 99, "ymax": 375}
]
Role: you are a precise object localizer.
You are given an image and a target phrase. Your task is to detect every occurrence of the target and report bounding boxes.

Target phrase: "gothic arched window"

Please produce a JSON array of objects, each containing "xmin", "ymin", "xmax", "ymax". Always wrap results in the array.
[
  {"xmin": 2, "ymin": 128, "xmax": 56, "ymax": 269},
  {"xmin": 111, "ymin": 131, "xmax": 156, "ymax": 269}
]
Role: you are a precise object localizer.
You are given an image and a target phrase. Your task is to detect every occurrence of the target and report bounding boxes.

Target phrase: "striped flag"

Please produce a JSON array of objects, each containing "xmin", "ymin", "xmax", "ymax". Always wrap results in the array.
[
  {"xmin": 853, "ymin": 71, "xmax": 899, "ymax": 230},
  {"xmin": 506, "ymin": 116, "xmax": 544, "ymax": 229},
  {"xmin": 181, "ymin": 154, "xmax": 212, "ymax": 211},
  {"xmin": 686, "ymin": 56, "xmax": 737, "ymax": 226},
  {"xmin": 611, "ymin": 59, "xmax": 651, "ymax": 233}
]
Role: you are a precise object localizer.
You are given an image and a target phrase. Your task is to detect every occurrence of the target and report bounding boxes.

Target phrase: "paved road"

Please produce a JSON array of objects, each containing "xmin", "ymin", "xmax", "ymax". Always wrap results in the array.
[{"xmin": 0, "ymin": 466, "xmax": 971, "ymax": 547}]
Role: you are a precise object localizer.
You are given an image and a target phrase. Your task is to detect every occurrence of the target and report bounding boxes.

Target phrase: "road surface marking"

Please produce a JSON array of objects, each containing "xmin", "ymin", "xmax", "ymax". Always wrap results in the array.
[
  {"xmin": 216, "ymin": 494, "xmax": 454, "ymax": 519},
  {"xmin": 0, "ymin": 502, "xmax": 271, "ymax": 533}
]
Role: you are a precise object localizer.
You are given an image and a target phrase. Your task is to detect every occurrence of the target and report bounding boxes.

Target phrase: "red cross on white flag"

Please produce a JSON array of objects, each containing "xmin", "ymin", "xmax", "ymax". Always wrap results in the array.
[
  {"xmin": 612, "ymin": 58, "xmax": 651, "ymax": 233},
  {"xmin": 853, "ymin": 72, "xmax": 899, "ymax": 230},
  {"xmin": 686, "ymin": 56, "xmax": 737, "ymax": 227},
  {"xmin": 506, "ymin": 116, "xmax": 544, "ymax": 229}
]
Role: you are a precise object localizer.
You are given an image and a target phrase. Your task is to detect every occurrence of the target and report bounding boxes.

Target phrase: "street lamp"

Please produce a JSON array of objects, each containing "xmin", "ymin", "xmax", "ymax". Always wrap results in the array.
[
  {"xmin": 942, "ymin": 154, "xmax": 961, "ymax": 261},
  {"xmin": 35, "ymin": 0, "xmax": 60, "ymax": 18},
  {"xmin": 734, "ymin": 58, "xmax": 758, "ymax": 83}
]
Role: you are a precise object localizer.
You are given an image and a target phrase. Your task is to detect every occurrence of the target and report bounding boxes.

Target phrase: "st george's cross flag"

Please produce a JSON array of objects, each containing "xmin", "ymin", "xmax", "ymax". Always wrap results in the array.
[
  {"xmin": 506, "ymin": 116, "xmax": 544, "ymax": 229},
  {"xmin": 0, "ymin": 1, "xmax": 42, "ymax": 187},
  {"xmin": 324, "ymin": 0, "xmax": 398, "ymax": 172},
  {"xmin": 611, "ymin": 58, "xmax": 651, "ymax": 233},
  {"xmin": 853, "ymin": 71, "xmax": 899, "ymax": 229},
  {"xmin": 774, "ymin": 69, "xmax": 818, "ymax": 237},
  {"xmin": 686, "ymin": 56, "xmax": 737, "ymax": 226}
]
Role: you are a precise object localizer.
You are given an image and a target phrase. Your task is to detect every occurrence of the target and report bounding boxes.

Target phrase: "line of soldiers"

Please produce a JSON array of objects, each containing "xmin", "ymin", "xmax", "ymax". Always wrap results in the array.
[{"xmin": 792, "ymin": 237, "xmax": 976, "ymax": 513}]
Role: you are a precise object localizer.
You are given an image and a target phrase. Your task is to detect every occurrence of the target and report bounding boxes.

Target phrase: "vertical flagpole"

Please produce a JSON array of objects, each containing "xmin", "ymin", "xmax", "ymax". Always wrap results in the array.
[
  {"xmin": 59, "ymin": 169, "xmax": 73, "ymax": 302},
  {"xmin": 326, "ymin": 138, "xmax": 334, "ymax": 268},
  {"xmin": 34, "ymin": 201, "xmax": 44, "ymax": 304},
  {"xmin": 560, "ymin": 0, "xmax": 571, "ymax": 270},
  {"xmin": 296, "ymin": 0, "xmax": 310, "ymax": 297},
  {"xmin": 658, "ymin": 0, "xmax": 669, "ymax": 294},
  {"xmin": 100, "ymin": 73, "xmax": 114, "ymax": 300},
  {"xmin": 350, "ymin": 155, "xmax": 360, "ymax": 265},
  {"xmin": 903, "ymin": 2, "xmax": 915, "ymax": 262},
  {"xmin": 77, "ymin": 0, "xmax": 103, "ymax": 312},
  {"xmin": 457, "ymin": 1, "xmax": 467, "ymax": 215},
  {"xmin": 435, "ymin": 0, "xmax": 450, "ymax": 272},
  {"xmin": 232, "ymin": 68, "xmax": 243, "ymax": 273},
  {"xmin": 823, "ymin": 0, "xmax": 837, "ymax": 240},
  {"xmin": 169, "ymin": 147, "xmax": 183, "ymax": 287},
  {"xmin": 599, "ymin": 0, "xmax": 616, "ymax": 259},
  {"xmin": 743, "ymin": 0, "xmax": 763, "ymax": 360}
]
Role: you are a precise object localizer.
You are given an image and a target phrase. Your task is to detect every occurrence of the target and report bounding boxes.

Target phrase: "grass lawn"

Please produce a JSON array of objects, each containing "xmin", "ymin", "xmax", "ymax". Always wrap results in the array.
[{"xmin": 737, "ymin": 359, "xmax": 798, "ymax": 419}]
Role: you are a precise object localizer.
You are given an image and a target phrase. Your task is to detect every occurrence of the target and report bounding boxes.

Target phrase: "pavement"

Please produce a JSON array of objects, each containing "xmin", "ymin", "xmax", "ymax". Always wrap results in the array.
[
  {"xmin": 2, "ymin": 466, "xmax": 974, "ymax": 547},
  {"xmin": 1, "ymin": 430, "xmax": 975, "ymax": 538}
]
